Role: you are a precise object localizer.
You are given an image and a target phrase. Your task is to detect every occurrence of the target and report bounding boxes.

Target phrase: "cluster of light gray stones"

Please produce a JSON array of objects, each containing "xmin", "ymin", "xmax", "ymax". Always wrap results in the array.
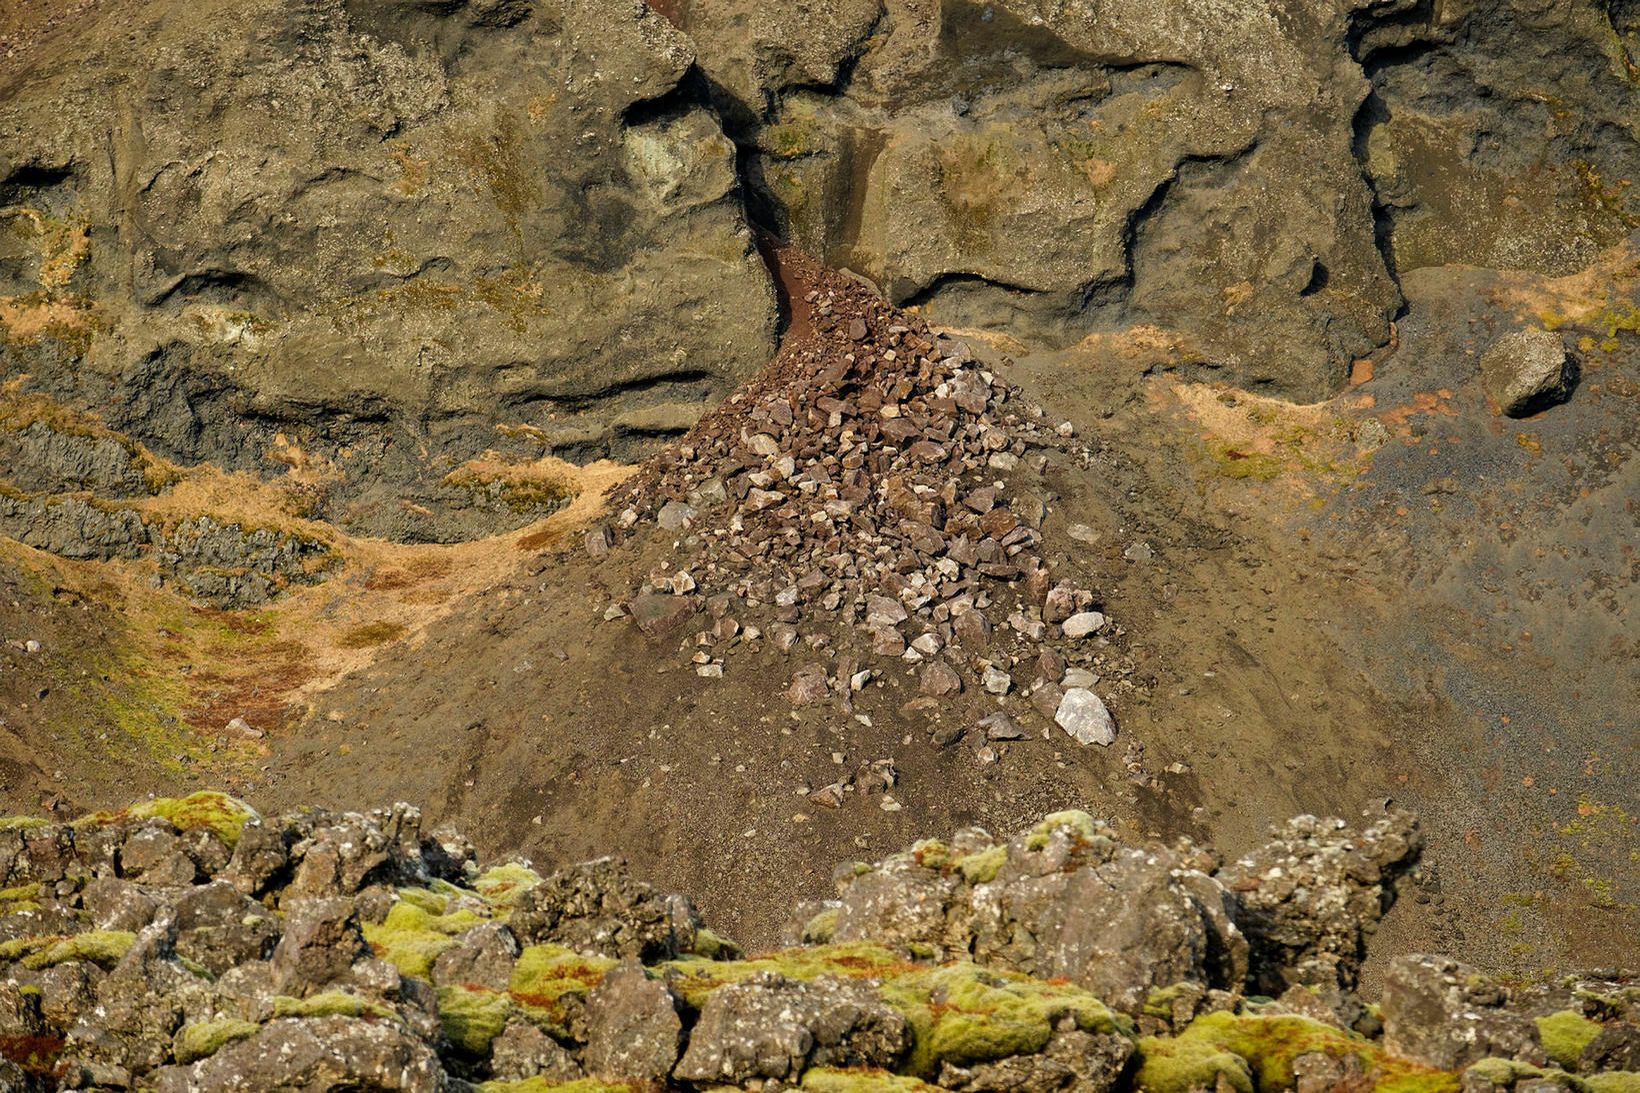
[{"xmin": 605, "ymin": 264, "xmax": 1128, "ymax": 750}]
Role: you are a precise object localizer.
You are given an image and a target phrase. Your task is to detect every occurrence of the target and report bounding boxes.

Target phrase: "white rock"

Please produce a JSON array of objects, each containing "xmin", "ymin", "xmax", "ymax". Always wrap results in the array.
[
  {"xmin": 1062, "ymin": 668, "xmax": 1099, "ymax": 689},
  {"xmin": 1055, "ymin": 688, "xmax": 1117, "ymax": 746},
  {"xmin": 1062, "ymin": 611, "xmax": 1107, "ymax": 638},
  {"xmin": 982, "ymin": 667, "xmax": 1012, "ymax": 695},
  {"xmin": 23, "ymin": 640, "xmax": 41, "ymax": 654}
]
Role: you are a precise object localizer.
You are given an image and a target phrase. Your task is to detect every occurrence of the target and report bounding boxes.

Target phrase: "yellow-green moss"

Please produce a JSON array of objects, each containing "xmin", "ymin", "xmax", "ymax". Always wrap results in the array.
[
  {"xmin": 1585, "ymin": 1073, "xmax": 1640, "ymax": 1093},
  {"xmin": 689, "ymin": 927, "xmax": 741, "ymax": 960},
  {"xmin": 473, "ymin": 862, "xmax": 542, "ymax": 909},
  {"xmin": 20, "ymin": 930, "xmax": 136, "ymax": 970},
  {"xmin": 439, "ymin": 984, "xmax": 514, "ymax": 1054},
  {"xmin": 660, "ymin": 943, "xmax": 919, "ymax": 1009},
  {"xmin": 174, "ymin": 1018, "xmax": 261, "ymax": 1063},
  {"xmin": 1032, "ymin": 810, "xmax": 1101, "ymax": 842},
  {"xmin": 272, "ymin": 992, "xmax": 396, "ymax": 1021},
  {"xmin": 0, "ymin": 882, "xmax": 42, "ymax": 913},
  {"xmin": 0, "ymin": 817, "xmax": 50, "ymax": 831},
  {"xmin": 1136, "ymin": 1029, "xmax": 1255, "ymax": 1093},
  {"xmin": 129, "ymin": 792, "xmax": 258, "ymax": 848},
  {"xmin": 1205, "ymin": 440, "xmax": 1285, "ymax": 482},
  {"xmin": 801, "ymin": 1068, "xmax": 946, "ymax": 1093},
  {"xmin": 955, "ymin": 844, "xmax": 1009, "ymax": 884},
  {"xmin": 507, "ymin": 944, "xmax": 616, "ymax": 1032},
  {"xmin": 1536, "ymin": 1011, "xmax": 1604, "ymax": 1069},
  {"xmin": 1139, "ymin": 1011, "xmax": 1460, "ymax": 1093},
  {"xmin": 883, "ymin": 962, "xmax": 1130, "ymax": 1077},
  {"xmin": 800, "ymin": 906, "xmax": 841, "ymax": 944},
  {"xmin": 362, "ymin": 895, "xmax": 492, "ymax": 980},
  {"xmin": 475, "ymin": 1079, "xmax": 638, "ymax": 1093}
]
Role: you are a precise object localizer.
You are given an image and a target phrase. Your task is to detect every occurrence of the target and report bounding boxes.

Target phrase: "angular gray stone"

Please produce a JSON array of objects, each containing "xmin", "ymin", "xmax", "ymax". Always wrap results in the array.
[
  {"xmin": 582, "ymin": 962, "xmax": 683, "ymax": 1081},
  {"xmin": 1055, "ymin": 688, "xmax": 1116, "ymax": 746}
]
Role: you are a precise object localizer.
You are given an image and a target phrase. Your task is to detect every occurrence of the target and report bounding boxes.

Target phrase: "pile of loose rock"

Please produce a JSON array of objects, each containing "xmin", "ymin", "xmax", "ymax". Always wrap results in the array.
[
  {"xmin": 611, "ymin": 254, "xmax": 1127, "ymax": 749},
  {"xmin": 2, "ymin": 793, "xmax": 1635, "ymax": 1093}
]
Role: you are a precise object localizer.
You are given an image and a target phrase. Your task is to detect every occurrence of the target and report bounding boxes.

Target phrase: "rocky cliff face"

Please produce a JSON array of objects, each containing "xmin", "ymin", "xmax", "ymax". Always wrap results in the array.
[
  {"xmin": 0, "ymin": 794, "xmax": 1635, "ymax": 1092},
  {"xmin": 676, "ymin": 0, "xmax": 1640, "ymax": 396},
  {"xmin": 0, "ymin": 0, "xmax": 777, "ymax": 544},
  {"xmin": 2, "ymin": 0, "xmax": 1636, "ymax": 566}
]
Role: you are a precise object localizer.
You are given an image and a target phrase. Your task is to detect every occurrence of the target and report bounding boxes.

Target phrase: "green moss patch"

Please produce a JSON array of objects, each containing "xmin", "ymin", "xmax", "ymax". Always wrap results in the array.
[
  {"xmin": 1137, "ymin": 1011, "xmax": 1459, "ymax": 1093},
  {"xmin": 475, "ymin": 1079, "xmax": 638, "ymax": 1093},
  {"xmin": 1585, "ymin": 1074, "xmax": 1640, "ymax": 1093},
  {"xmin": 362, "ymin": 894, "xmax": 492, "ymax": 979},
  {"xmin": 439, "ymin": 984, "xmax": 515, "ymax": 1055},
  {"xmin": 883, "ymin": 962, "xmax": 1130, "ymax": 1077},
  {"xmin": 1537, "ymin": 1011, "xmax": 1604, "ymax": 1069},
  {"xmin": 17, "ymin": 930, "xmax": 136, "ymax": 970},
  {"xmin": 174, "ymin": 1018, "xmax": 261, "ymax": 1063},
  {"xmin": 71, "ymin": 792, "xmax": 258, "ymax": 849},
  {"xmin": 507, "ymin": 944, "xmax": 616, "ymax": 1032},
  {"xmin": 801, "ymin": 1067, "xmax": 946, "ymax": 1093},
  {"xmin": 272, "ymin": 991, "xmax": 396, "ymax": 1021},
  {"xmin": 660, "ymin": 943, "xmax": 922, "ymax": 1008},
  {"xmin": 472, "ymin": 862, "xmax": 543, "ymax": 910}
]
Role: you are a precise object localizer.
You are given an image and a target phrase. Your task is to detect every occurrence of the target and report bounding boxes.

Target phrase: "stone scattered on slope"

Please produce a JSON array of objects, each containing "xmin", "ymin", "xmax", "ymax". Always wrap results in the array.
[
  {"xmin": 615, "ymin": 251, "xmax": 1127, "ymax": 751},
  {"xmin": 1056, "ymin": 688, "xmax": 1117, "ymax": 746},
  {"xmin": 1481, "ymin": 328, "xmax": 1573, "ymax": 417}
]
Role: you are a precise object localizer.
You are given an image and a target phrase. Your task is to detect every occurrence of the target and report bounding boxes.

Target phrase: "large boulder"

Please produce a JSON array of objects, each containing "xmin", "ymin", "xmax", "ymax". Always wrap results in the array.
[
  {"xmin": 0, "ymin": 0, "xmax": 776, "ymax": 544},
  {"xmin": 508, "ymin": 856, "xmax": 705, "ymax": 962},
  {"xmin": 1380, "ymin": 955, "xmax": 1547, "ymax": 1070},
  {"xmin": 791, "ymin": 812, "xmax": 1249, "ymax": 1015},
  {"xmin": 149, "ymin": 1015, "xmax": 451, "ymax": 1092},
  {"xmin": 673, "ymin": 972, "xmax": 910, "ymax": 1083},
  {"xmin": 1219, "ymin": 810, "xmax": 1421, "ymax": 995}
]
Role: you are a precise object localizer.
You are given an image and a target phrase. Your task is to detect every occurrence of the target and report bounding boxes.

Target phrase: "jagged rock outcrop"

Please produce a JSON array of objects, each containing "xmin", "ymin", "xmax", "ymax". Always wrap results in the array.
[
  {"xmin": 0, "ymin": 0, "xmax": 777, "ymax": 544},
  {"xmin": 0, "ymin": 793, "xmax": 1634, "ymax": 1093},
  {"xmin": 672, "ymin": 0, "xmax": 1640, "ymax": 399}
]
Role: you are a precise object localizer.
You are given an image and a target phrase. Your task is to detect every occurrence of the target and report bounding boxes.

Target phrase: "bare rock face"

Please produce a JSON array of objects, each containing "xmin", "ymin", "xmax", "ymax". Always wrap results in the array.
[
  {"xmin": 150, "ymin": 1015, "xmax": 452, "ymax": 1092},
  {"xmin": 791, "ymin": 811, "xmax": 1251, "ymax": 1015},
  {"xmin": 673, "ymin": 972, "xmax": 910, "ymax": 1083},
  {"xmin": 672, "ymin": 0, "xmax": 1640, "ymax": 400},
  {"xmin": 0, "ymin": 0, "xmax": 777, "ymax": 544}
]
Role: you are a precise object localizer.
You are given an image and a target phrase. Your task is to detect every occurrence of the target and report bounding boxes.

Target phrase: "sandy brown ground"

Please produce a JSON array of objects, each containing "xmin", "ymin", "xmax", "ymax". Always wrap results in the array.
[{"xmin": 1, "ymin": 253, "xmax": 1636, "ymax": 988}]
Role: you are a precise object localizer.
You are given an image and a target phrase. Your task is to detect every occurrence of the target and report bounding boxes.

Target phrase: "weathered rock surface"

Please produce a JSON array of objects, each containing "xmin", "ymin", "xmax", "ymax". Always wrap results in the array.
[
  {"xmin": 0, "ymin": 0, "xmax": 777, "ymax": 544},
  {"xmin": 673, "ymin": 0, "xmax": 1640, "ymax": 399}
]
